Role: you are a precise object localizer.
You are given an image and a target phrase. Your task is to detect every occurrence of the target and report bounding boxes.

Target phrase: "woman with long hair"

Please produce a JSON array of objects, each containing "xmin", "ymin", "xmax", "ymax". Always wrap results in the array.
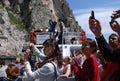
[{"xmin": 23, "ymin": 39, "xmax": 62, "ymax": 81}]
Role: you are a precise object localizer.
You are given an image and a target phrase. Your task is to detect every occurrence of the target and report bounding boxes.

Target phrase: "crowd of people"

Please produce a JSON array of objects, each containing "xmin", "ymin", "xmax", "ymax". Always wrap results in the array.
[
  {"xmin": 30, "ymin": 18, "xmax": 66, "ymax": 45},
  {"xmin": 0, "ymin": 9, "xmax": 120, "ymax": 81},
  {"xmin": 89, "ymin": 9, "xmax": 120, "ymax": 81}
]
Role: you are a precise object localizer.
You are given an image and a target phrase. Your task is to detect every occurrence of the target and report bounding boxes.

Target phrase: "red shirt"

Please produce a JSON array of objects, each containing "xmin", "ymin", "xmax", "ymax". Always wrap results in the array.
[
  {"xmin": 30, "ymin": 31, "xmax": 36, "ymax": 43},
  {"xmin": 100, "ymin": 45, "xmax": 119, "ymax": 81},
  {"xmin": 72, "ymin": 56, "xmax": 100, "ymax": 81},
  {"xmin": 102, "ymin": 62, "xmax": 118, "ymax": 81}
]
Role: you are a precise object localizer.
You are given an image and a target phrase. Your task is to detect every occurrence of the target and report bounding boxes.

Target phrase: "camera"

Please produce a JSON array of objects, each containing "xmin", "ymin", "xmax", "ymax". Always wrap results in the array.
[
  {"xmin": 22, "ymin": 46, "xmax": 32, "ymax": 52},
  {"xmin": 91, "ymin": 10, "xmax": 95, "ymax": 19},
  {"xmin": 111, "ymin": 16, "xmax": 115, "ymax": 22},
  {"xmin": 22, "ymin": 47, "xmax": 27, "ymax": 52}
]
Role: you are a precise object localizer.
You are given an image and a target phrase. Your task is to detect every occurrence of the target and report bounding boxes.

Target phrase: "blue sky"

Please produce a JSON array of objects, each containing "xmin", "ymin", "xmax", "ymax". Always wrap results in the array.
[{"xmin": 66, "ymin": 0, "xmax": 120, "ymax": 41}]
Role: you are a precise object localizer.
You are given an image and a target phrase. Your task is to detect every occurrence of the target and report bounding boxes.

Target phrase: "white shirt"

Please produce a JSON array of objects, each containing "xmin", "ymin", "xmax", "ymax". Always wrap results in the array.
[
  {"xmin": 59, "ymin": 64, "xmax": 71, "ymax": 75},
  {"xmin": 24, "ymin": 61, "xmax": 59, "ymax": 81},
  {"xmin": 0, "ymin": 65, "xmax": 7, "ymax": 77}
]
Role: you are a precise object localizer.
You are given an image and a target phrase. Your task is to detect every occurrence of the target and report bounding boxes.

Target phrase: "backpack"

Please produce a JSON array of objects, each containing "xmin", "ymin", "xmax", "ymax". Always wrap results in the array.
[{"xmin": 0, "ymin": 77, "xmax": 22, "ymax": 81}]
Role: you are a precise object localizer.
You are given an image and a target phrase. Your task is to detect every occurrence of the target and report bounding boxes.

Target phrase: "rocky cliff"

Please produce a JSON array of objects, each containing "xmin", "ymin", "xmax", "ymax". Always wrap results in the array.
[{"xmin": 0, "ymin": 0, "xmax": 81, "ymax": 57}]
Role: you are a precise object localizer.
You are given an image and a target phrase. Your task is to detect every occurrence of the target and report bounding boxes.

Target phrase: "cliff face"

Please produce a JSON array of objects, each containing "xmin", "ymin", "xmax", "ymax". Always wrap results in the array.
[
  {"xmin": 0, "ymin": 5, "xmax": 26, "ymax": 57},
  {"xmin": 19, "ymin": 0, "xmax": 80, "ymax": 31},
  {"xmin": 0, "ymin": 0, "xmax": 80, "ymax": 56},
  {"xmin": 41, "ymin": 0, "xmax": 80, "ymax": 31}
]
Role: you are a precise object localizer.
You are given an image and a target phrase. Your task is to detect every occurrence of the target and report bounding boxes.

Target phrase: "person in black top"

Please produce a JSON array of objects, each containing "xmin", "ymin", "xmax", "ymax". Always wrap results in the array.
[
  {"xmin": 48, "ymin": 19, "xmax": 57, "ymax": 39},
  {"xmin": 89, "ymin": 9, "xmax": 120, "ymax": 61},
  {"xmin": 56, "ymin": 19, "xmax": 65, "ymax": 44},
  {"xmin": 88, "ymin": 9, "xmax": 120, "ymax": 81}
]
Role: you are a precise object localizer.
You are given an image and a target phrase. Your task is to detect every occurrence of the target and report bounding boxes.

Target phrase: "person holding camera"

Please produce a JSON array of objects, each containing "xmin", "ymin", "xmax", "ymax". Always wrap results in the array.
[
  {"xmin": 22, "ymin": 46, "xmax": 36, "ymax": 71},
  {"xmin": 22, "ymin": 43, "xmax": 47, "ymax": 71},
  {"xmin": 89, "ymin": 9, "xmax": 120, "ymax": 81},
  {"xmin": 99, "ymin": 33, "xmax": 120, "ymax": 81},
  {"xmin": 23, "ymin": 39, "xmax": 62, "ymax": 81}
]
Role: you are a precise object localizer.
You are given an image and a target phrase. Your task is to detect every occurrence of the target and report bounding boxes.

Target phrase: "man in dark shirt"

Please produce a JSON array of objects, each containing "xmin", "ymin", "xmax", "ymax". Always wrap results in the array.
[
  {"xmin": 56, "ymin": 19, "xmax": 65, "ymax": 44},
  {"xmin": 88, "ymin": 9, "xmax": 120, "ymax": 81}
]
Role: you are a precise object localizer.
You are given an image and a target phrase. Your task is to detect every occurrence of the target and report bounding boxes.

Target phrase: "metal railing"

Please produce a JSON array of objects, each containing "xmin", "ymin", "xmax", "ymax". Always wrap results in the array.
[{"xmin": 0, "ymin": 56, "xmax": 16, "ymax": 65}]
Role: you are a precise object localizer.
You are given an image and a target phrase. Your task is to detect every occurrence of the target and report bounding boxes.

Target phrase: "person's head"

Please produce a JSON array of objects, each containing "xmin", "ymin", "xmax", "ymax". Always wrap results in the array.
[
  {"xmin": 16, "ymin": 57, "xmax": 20, "ymax": 64},
  {"xmin": 43, "ymin": 39, "xmax": 62, "ymax": 67},
  {"xmin": 81, "ymin": 38, "xmax": 97, "ymax": 56},
  {"xmin": 31, "ymin": 28, "xmax": 35, "ymax": 31},
  {"xmin": 58, "ymin": 18, "xmax": 62, "ymax": 22},
  {"xmin": 70, "ymin": 37, "xmax": 76, "ymax": 44},
  {"xmin": 6, "ymin": 64, "xmax": 20, "ymax": 80},
  {"xmin": 109, "ymin": 33, "xmax": 120, "ymax": 48},
  {"xmin": 58, "ymin": 18, "xmax": 64, "ymax": 23},
  {"xmin": 43, "ymin": 39, "xmax": 61, "ymax": 58}
]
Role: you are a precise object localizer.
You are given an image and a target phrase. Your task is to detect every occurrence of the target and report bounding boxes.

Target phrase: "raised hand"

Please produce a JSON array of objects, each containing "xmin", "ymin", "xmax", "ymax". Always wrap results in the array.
[
  {"xmin": 112, "ymin": 10, "xmax": 120, "ymax": 19},
  {"xmin": 109, "ymin": 21, "xmax": 120, "ymax": 35},
  {"xmin": 89, "ymin": 16, "xmax": 102, "ymax": 38}
]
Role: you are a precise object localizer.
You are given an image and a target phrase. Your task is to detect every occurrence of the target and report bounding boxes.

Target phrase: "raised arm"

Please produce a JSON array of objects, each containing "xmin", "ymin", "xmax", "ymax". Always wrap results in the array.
[
  {"xmin": 89, "ymin": 16, "xmax": 120, "ymax": 62},
  {"xmin": 110, "ymin": 9, "xmax": 120, "ymax": 36}
]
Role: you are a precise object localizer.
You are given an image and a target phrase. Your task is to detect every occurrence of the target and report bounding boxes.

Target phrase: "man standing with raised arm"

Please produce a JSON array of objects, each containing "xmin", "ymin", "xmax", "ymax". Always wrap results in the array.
[{"xmin": 88, "ymin": 9, "xmax": 120, "ymax": 81}]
